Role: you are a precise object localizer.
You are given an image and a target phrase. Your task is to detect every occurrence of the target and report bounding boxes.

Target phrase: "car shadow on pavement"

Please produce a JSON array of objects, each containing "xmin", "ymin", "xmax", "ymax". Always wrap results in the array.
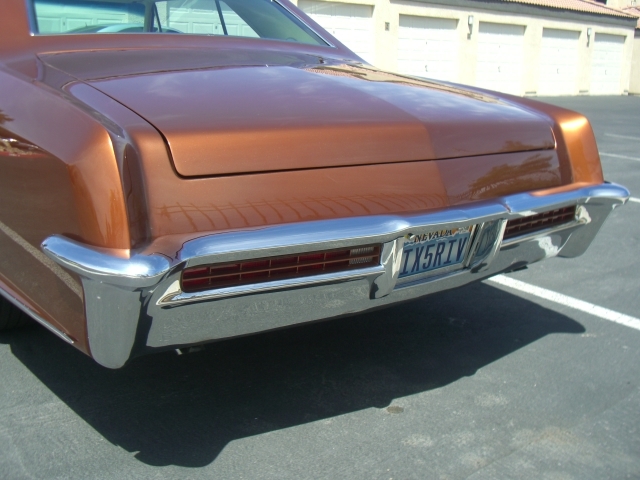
[{"xmin": 1, "ymin": 281, "xmax": 584, "ymax": 468}]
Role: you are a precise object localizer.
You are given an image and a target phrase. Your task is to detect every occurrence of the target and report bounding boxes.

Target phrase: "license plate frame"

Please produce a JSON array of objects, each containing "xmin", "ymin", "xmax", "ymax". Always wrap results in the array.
[{"xmin": 397, "ymin": 225, "xmax": 477, "ymax": 285}]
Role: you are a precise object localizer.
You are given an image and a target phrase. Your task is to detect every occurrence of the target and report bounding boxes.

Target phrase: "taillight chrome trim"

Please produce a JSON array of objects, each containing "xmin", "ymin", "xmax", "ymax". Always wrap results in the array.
[
  {"xmin": 181, "ymin": 245, "xmax": 382, "ymax": 293},
  {"xmin": 501, "ymin": 204, "xmax": 589, "ymax": 247},
  {"xmin": 503, "ymin": 206, "xmax": 576, "ymax": 241},
  {"xmin": 159, "ymin": 264, "xmax": 386, "ymax": 306},
  {"xmin": 160, "ymin": 238, "xmax": 404, "ymax": 306}
]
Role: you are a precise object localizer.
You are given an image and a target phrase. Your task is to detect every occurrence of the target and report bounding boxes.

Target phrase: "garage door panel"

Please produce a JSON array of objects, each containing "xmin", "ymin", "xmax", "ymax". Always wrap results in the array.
[
  {"xmin": 399, "ymin": 15, "xmax": 456, "ymax": 31},
  {"xmin": 479, "ymin": 22, "xmax": 525, "ymax": 37},
  {"xmin": 543, "ymin": 28, "xmax": 580, "ymax": 41},
  {"xmin": 476, "ymin": 22, "xmax": 525, "ymax": 95},
  {"xmin": 538, "ymin": 28, "xmax": 579, "ymax": 95},
  {"xmin": 590, "ymin": 33, "xmax": 625, "ymax": 95},
  {"xmin": 299, "ymin": 0, "xmax": 374, "ymax": 63},
  {"xmin": 397, "ymin": 15, "xmax": 459, "ymax": 81}
]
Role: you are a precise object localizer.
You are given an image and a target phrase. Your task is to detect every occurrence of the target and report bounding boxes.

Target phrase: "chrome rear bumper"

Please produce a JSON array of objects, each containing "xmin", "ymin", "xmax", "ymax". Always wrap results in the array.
[{"xmin": 42, "ymin": 183, "xmax": 628, "ymax": 368}]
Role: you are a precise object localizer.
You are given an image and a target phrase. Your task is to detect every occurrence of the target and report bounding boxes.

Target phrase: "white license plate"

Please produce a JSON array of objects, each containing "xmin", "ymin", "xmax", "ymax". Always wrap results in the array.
[{"xmin": 399, "ymin": 226, "xmax": 475, "ymax": 279}]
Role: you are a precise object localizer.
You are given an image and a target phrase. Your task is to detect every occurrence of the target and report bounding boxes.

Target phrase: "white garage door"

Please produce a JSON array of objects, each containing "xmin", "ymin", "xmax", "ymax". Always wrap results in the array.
[
  {"xmin": 538, "ymin": 28, "xmax": 580, "ymax": 96},
  {"xmin": 590, "ymin": 33, "xmax": 626, "ymax": 95},
  {"xmin": 298, "ymin": 0, "xmax": 374, "ymax": 64},
  {"xmin": 476, "ymin": 22, "xmax": 525, "ymax": 95},
  {"xmin": 397, "ymin": 16, "xmax": 459, "ymax": 82}
]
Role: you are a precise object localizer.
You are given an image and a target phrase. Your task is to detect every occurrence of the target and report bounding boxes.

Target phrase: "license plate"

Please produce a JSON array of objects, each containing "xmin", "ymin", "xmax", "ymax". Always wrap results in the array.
[{"xmin": 399, "ymin": 226, "xmax": 474, "ymax": 279}]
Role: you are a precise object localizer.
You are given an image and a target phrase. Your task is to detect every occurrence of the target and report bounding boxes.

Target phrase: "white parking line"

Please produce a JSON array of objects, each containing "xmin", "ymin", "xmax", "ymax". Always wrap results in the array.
[
  {"xmin": 630, "ymin": 197, "xmax": 640, "ymax": 204},
  {"xmin": 600, "ymin": 152, "xmax": 640, "ymax": 162},
  {"xmin": 605, "ymin": 133, "xmax": 640, "ymax": 141},
  {"xmin": 487, "ymin": 275, "xmax": 640, "ymax": 332}
]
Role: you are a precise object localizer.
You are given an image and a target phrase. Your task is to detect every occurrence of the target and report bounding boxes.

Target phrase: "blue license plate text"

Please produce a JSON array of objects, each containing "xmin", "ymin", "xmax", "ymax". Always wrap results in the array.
[{"xmin": 399, "ymin": 226, "xmax": 473, "ymax": 278}]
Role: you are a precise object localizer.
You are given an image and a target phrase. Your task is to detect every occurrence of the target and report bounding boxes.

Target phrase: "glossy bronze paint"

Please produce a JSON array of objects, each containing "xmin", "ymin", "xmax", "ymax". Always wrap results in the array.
[
  {"xmin": 0, "ymin": 70, "xmax": 131, "ymax": 249},
  {"xmin": 471, "ymin": 90, "xmax": 604, "ymax": 185},
  {"xmin": 0, "ymin": 125, "xmax": 88, "ymax": 351},
  {"xmin": 42, "ymin": 50, "xmax": 556, "ymax": 176},
  {"xmin": 438, "ymin": 151, "xmax": 562, "ymax": 205},
  {"xmin": 67, "ymin": 81, "xmax": 564, "ymax": 260},
  {"xmin": 0, "ymin": 0, "xmax": 605, "ymax": 359}
]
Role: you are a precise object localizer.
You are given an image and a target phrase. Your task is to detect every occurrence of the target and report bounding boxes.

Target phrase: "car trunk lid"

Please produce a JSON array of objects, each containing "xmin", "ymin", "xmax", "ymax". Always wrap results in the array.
[{"xmin": 43, "ymin": 49, "xmax": 556, "ymax": 177}]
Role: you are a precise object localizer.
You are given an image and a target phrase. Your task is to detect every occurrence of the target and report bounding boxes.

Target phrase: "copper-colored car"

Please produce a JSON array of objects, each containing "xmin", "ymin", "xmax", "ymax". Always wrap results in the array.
[{"xmin": 0, "ymin": 0, "xmax": 629, "ymax": 368}]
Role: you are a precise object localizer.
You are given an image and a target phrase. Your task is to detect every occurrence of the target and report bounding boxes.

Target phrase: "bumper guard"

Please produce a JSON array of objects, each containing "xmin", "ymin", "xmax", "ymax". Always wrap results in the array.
[{"xmin": 42, "ymin": 183, "xmax": 628, "ymax": 368}]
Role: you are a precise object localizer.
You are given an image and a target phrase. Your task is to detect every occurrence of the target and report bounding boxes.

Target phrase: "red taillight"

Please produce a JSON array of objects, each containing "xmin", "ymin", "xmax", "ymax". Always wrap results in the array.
[
  {"xmin": 504, "ymin": 206, "xmax": 576, "ymax": 240},
  {"xmin": 181, "ymin": 245, "xmax": 381, "ymax": 293}
]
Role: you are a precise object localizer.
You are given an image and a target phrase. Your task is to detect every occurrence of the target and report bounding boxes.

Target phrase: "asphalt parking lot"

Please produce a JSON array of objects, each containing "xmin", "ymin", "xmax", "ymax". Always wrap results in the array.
[{"xmin": 1, "ymin": 95, "xmax": 639, "ymax": 480}]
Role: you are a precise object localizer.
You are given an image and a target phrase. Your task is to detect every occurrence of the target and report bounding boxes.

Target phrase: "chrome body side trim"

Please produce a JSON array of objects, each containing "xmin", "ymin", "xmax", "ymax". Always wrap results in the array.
[
  {"xmin": 24, "ymin": 0, "xmax": 39, "ymax": 35},
  {"xmin": 41, "ymin": 182, "xmax": 629, "ymax": 369},
  {"xmin": 0, "ymin": 285, "xmax": 74, "ymax": 344}
]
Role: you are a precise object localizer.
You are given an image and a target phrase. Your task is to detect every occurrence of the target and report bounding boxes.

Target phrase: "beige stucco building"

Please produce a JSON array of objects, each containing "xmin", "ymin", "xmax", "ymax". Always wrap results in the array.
[
  {"xmin": 632, "ymin": 27, "xmax": 640, "ymax": 93},
  {"xmin": 293, "ymin": 0, "xmax": 639, "ymax": 96},
  {"xmin": 622, "ymin": 3, "xmax": 640, "ymax": 93}
]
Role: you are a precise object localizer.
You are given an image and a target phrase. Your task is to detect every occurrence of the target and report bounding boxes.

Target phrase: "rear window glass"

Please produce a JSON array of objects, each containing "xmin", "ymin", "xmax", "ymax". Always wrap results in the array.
[{"xmin": 32, "ymin": 0, "xmax": 327, "ymax": 46}]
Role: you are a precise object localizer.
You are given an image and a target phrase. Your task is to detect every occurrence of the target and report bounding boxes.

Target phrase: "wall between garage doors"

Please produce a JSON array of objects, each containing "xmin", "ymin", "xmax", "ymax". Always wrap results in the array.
[
  {"xmin": 631, "ymin": 30, "xmax": 640, "ymax": 94},
  {"xmin": 292, "ymin": 0, "xmax": 636, "ymax": 96}
]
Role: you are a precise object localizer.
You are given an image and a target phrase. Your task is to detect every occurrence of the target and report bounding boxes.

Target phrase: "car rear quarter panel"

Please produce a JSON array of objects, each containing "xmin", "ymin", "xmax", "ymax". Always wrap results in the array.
[
  {"xmin": 0, "ymin": 67, "xmax": 134, "ymax": 351},
  {"xmin": 0, "ymin": 139, "xmax": 86, "ymax": 349},
  {"xmin": 485, "ymin": 92, "xmax": 604, "ymax": 186}
]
